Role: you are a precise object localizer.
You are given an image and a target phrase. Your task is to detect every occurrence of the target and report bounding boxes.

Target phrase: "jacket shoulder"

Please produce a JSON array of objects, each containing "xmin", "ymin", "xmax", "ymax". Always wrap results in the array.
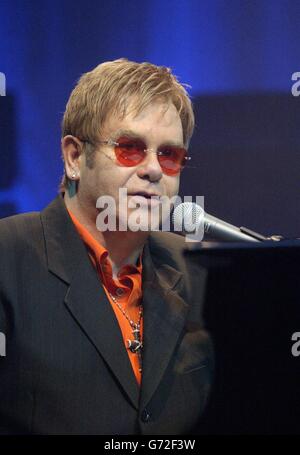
[
  {"xmin": 148, "ymin": 232, "xmax": 207, "ymax": 323},
  {"xmin": 0, "ymin": 211, "xmax": 43, "ymax": 253},
  {"xmin": 148, "ymin": 231, "xmax": 190, "ymax": 271}
]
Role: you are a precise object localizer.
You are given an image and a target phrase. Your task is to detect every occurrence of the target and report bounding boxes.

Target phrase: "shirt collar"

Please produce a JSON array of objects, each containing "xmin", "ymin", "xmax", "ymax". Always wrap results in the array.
[{"xmin": 67, "ymin": 209, "xmax": 142, "ymax": 275}]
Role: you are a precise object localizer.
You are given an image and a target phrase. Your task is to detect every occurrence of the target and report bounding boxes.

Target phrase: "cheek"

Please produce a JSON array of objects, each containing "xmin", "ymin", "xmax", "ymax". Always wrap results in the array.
[
  {"xmin": 87, "ymin": 164, "xmax": 128, "ymax": 192},
  {"xmin": 79, "ymin": 168, "xmax": 111, "ymax": 202}
]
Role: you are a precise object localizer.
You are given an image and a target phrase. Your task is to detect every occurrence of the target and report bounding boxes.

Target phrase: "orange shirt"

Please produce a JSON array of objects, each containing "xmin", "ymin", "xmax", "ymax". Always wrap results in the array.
[{"xmin": 68, "ymin": 210, "xmax": 143, "ymax": 385}]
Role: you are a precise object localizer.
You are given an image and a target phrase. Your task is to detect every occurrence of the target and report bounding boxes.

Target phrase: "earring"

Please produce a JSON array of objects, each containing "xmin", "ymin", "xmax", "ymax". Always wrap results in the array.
[{"xmin": 71, "ymin": 170, "xmax": 78, "ymax": 179}]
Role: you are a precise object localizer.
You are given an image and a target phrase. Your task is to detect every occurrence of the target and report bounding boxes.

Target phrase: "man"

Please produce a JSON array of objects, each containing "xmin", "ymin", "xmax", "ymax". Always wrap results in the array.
[{"xmin": 0, "ymin": 59, "xmax": 213, "ymax": 435}]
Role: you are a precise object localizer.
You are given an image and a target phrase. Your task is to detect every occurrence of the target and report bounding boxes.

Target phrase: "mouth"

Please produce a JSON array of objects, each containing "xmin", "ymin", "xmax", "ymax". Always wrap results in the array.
[{"xmin": 128, "ymin": 192, "xmax": 160, "ymax": 199}]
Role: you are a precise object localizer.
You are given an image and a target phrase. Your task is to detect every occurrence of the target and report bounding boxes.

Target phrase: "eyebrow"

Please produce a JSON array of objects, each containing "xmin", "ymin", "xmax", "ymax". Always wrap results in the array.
[{"xmin": 110, "ymin": 129, "xmax": 185, "ymax": 148}]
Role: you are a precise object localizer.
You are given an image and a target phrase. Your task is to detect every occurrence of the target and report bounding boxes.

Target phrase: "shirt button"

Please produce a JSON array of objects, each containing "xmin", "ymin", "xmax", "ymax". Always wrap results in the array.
[
  {"xmin": 141, "ymin": 409, "xmax": 151, "ymax": 423},
  {"xmin": 116, "ymin": 288, "xmax": 125, "ymax": 297}
]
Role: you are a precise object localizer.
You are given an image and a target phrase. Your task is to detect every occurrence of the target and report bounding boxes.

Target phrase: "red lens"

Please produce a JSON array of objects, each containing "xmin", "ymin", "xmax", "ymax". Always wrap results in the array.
[
  {"xmin": 157, "ymin": 146, "xmax": 187, "ymax": 176},
  {"xmin": 114, "ymin": 137, "xmax": 146, "ymax": 167}
]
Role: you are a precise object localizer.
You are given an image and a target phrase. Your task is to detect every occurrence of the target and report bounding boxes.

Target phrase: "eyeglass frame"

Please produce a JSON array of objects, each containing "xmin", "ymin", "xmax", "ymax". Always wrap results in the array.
[{"xmin": 77, "ymin": 137, "xmax": 192, "ymax": 173}]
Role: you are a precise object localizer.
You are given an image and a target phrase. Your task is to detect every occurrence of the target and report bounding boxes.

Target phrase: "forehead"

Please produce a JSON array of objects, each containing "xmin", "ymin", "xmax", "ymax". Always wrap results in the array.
[{"xmin": 102, "ymin": 101, "xmax": 184, "ymax": 144}]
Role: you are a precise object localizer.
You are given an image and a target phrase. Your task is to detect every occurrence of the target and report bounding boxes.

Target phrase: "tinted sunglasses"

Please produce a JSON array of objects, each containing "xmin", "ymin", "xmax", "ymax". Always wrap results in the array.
[{"xmin": 81, "ymin": 136, "xmax": 191, "ymax": 176}]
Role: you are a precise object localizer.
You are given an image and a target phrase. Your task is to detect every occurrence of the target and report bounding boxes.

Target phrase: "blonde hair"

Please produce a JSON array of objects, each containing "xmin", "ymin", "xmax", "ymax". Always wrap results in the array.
[{"xmin": 61, "ymin": 58, "xmax": 195, "ymax": 189}]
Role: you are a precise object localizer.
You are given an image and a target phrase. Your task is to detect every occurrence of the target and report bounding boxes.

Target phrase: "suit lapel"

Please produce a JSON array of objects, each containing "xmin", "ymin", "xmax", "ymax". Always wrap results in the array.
[
  {"xmin": 64, "ymin": 259, "xmax": 140, "ymax": 408},
  {"xmin": 41, "ymin": 197, "xmax": 140, "ymax": 409},
  {"xmin": 139, "ymin": 241, "xmax": 189, "ymax": 409}
]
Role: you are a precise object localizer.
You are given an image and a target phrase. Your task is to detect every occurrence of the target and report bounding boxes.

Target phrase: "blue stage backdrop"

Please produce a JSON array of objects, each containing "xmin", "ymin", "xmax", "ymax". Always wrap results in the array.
[{"xmin": 1, "ymin": 0, "xmax": 300, "ymax": 237}]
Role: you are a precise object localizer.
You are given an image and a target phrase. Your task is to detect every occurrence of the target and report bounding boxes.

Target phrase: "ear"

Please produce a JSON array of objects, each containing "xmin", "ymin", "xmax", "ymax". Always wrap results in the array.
[{"xmin": 61, "ymin": 135, "xmax": 83, "ymax": 180}]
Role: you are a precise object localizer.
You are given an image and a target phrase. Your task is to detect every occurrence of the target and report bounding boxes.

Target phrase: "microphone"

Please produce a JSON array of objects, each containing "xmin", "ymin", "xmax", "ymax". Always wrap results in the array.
[{"xmin": 172, "ymin": 202, "xmax": 269, "ymax": 242}]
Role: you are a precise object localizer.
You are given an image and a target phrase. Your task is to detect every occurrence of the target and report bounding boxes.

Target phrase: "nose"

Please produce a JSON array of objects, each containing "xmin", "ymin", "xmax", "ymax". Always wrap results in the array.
[{"xmin": 136, "ymin": 149, "xmax": 163, "ymax": 182}]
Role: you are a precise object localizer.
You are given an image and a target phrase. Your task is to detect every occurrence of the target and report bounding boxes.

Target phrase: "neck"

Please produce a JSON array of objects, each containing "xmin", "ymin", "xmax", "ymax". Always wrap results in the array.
[{"xmin": 64, "ymin": 192, "xmax": 149, "ymax": 275}]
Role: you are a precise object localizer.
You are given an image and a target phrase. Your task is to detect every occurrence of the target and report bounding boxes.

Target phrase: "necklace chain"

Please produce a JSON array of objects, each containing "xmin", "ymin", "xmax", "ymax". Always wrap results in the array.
[
  {"xmin": 109, "ymin": 292, "xmax": 143, "ymax": 329},
  {"xmin": 108, "ymin": 291, "xmax": 143, "ymax": 373}
]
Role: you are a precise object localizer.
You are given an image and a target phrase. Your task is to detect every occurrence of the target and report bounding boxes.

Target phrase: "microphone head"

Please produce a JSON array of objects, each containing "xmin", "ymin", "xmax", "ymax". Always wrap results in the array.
[{"xmin": 172, "ymin": 202, "xmax": 204, "ymax": 232}]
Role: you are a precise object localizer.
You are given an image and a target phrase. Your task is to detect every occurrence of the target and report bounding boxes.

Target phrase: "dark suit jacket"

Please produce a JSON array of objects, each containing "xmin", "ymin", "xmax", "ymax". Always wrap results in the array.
[{"xmin": 0, "ymin": 196, "xmax": 213, "ymax": 435}]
